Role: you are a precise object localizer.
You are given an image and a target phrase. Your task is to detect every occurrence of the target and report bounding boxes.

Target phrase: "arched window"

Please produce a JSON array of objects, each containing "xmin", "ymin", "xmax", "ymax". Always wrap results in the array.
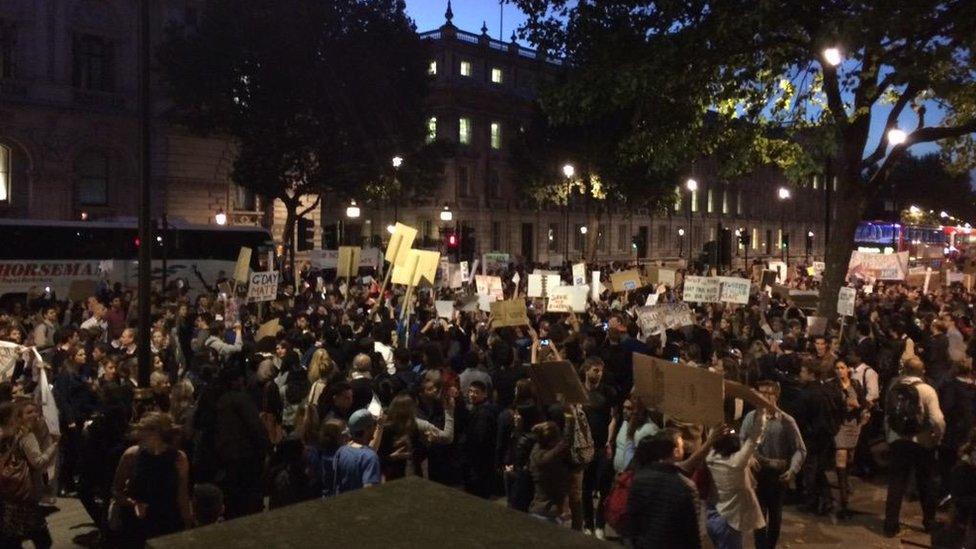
[
  {"xmin": 76, "ymin": 150, "xmax": 109, "ymax": 205},
  {"xmin": 0, "ymin": 143, "xmax": 10, "ymax": 202}
]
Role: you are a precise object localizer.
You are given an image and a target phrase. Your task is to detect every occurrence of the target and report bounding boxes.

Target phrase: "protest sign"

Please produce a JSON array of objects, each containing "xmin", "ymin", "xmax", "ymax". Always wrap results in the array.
[
  {"xmin": 233, "ymin": 247, "xmax": 252, "ymax": 283},
  {"xmin": 767, "ymin": 261, "xmax": 788, "ymax": 283},
  {"xmin": 460, "ymin": 261, "xmax": 470, "ymax": 283},
  {"xmin": 308, "ymin": 248, "xmax": 383, "ymax": 271},
  {"xmin": 255, "ymin": 318, "xmax": 282, "ymax": 341},
  {"xmin": 717, "ymin": 276, "xmax": 750, "ymax": 305},
  {"xmin": 635, "ymin": 302, "xmax": 696, "ymax": 335},
  {"xmin": 632, "ymin": 353, "xmax": 724, "ymax": 425},
  {"xmin": 788, "ymin": 290, "xmax": 820, "ymax": 310},
  {"xmin": 547, "ymin": 285, "xmax": 588, "ymax": 313},
  {"xmin": 475, "ymin": 275, "xmax": 490, "ymax": 296},
  {"xmin": 459, "ymin": 295, "xmax": 479, "ymax": 312},
  {"xmin": 806, "ymin": 316, "xmax": 828, "ymax": 337},
  {"xmin": 527, "ymin": 274, "xmax": 562, "ymax": 298},
  {"xmin": 393, "ymin": 250, "xmax": 440, "ymax": 286},
  {"xmin": 247, "ymin": 271, "xmax": 279, "ymax": 302},
  {"xmin": 572, "ymin": 263, "xmax": 586, "ymax": 286},
  {"xmin": 591, "ymin": 271, "xmax": 602, "ymax": 301},
  {"xmin": 724, "ymin": 380, "xmax": 777, "ymax": 413},
  {"xmin": 337, "ymin": 246, "xmax": 362, "ymax": 279},
  {"xmin": 482, "ymin": 253, "xmax": 510, "ymax": 273},
  {"xmin": 645, "ymin": 292, "xmax": 660, "ymax": 306},
  {"xmin": 812, "ymin": 261, "xmax": 826, "ymax": 279},
  {"xmin": 610, "ymin": 270, "xmax": 642, "ymax": 293},
  {"xmin": 478, "ymin": 294, "xmax": 495, "ymax": 313},
  {"xmin": 761, "ymin": 270, "xmax": 778, "ymax": 289},
  {"xmin": 68, "ymin": 280, "xmax": 99, "ymax": 302},
  {"xmin": 448, "ymin": 264, "xmax": 463, "ymax": 289},
  {"xmin": 947, "ymin": 271, "xmax": 965, "ymax": 285},
  {"xmin": 837, "ymin": 287, "xmax": 856, "ymax": 317},
  {"xmin": 385, "ymin": 223, "xmax": 418, "ymax": 267},
  {"xmin": 529, "ymin": 361, "xmax": 589, "ymax": 405},
  {"xmin": 683, "ymin": 276, "xmax": 721, "ymax": 303},
  {"xmin": 490, "ymin": 299, "xmax": 530, "ymax": 327},
  {"xmin": 0, "ymin": 341, "xmax": 23, "ymax": 381},
  {"xmin": 645, "ymin": 267, "xmax": 677, "ymax": 287},
  {"xmin": 434, "ymin": 300, "xmax": 455, "ymax": 319},
  {"xmin": 848, "ymin": 250, "xmax": 909, "ymax": 281}
]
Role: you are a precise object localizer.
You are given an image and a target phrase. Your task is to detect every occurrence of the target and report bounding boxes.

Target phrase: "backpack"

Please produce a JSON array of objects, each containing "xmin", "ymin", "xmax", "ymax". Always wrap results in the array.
[
  {"xmin": 604, "ymin": 470, "xmax": 635, "ymax": 533},
  {"xmin": 0, "ymin": 436, "xmax": 32, "ymax": 503},
  {"xmin": 568, "ymin": 404, "xmax": 595, "ymax": 466},
  {"xmin": 886, "ymin": 380, "xmax": 925, "ymax": 436}
]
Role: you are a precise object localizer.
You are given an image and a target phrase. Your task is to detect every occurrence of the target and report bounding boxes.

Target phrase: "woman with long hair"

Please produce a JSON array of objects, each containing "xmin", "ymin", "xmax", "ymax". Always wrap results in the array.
[
  {"xmin": 374, "ymin": 392, "xmax": 455, "ymax": 480},
  {"xmin": 613, "ymin": 395, "xmax": 660, "ymax": 474},
  {"xmin": 111, "ymin": 412, "xmax": 192, "ymax": 547},
  {"xmin": 0, "ymin": 400, "xmax": 59, "ymax": 548},
  {"xmin": 306, "ymin": 348, "xmax": 337, "ymax": 410}
]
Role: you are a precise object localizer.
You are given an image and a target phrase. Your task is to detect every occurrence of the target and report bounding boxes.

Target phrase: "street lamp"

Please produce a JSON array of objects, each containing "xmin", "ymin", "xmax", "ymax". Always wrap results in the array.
[
  {"xmin": 823, "ymin": 47, "xmax": 842, "ymax": 67},
  {"xmin": 678, "ymin": 227, "xmax": 685, "ymax": 258},
  {"xmin": 392, "ymin": 156, "xmax": 403, "ymax": 169},
  {"xmin": 214, "ymin": 209, "xmax": 227, "ymax": 226},
  {"xmin": 887, "ymin": 128, "xmax": 908, "ymax": 146},
  {"xmin": 346, "ymin": 200, "xmax": 361, "ymax": 219},
  {"xmin": 439, "ymin": 204, "xmax": 453, "ymax": 222},
  {"xmin": 940, "ymin": 211, "xmax": 949, "ymax": 219},
  {"xmin": 562, "ymin": 163, "xmax": 574, "ymax": 259},
  {"xmin": 579, "ymin": 226, "xmax": 588, "ymax": 234},
  {"xmin": 778, "ymin": 187, "xmax": 791, "ymax": 262},
  {"xmin": 391, "ymin": 156, "xmax": 402, "ymax": 228},
  {"xmin": 386, "ymin": 224, "xmax": 396, "ymax": 235},
  {"xmin": 563, "ymin": 164, "xmax": 575, "ymax": 178},
  {"xmin": 909, "ymin": 204, "xmax": 921, "ymax": 215},
  {"xmin": 685, "ymin": 178, "xmax": 698, "ymax": 252}
]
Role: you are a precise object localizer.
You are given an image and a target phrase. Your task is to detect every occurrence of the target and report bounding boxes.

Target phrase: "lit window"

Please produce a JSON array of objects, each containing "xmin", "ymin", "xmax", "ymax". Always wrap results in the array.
[
  {"xmin": 722, "ymin": 189, "xmax": 729, "ymax": 214},
  {"xmin": 707, "ymin": 189, "xmax": 714, "ymax": 213},
  {"xmin": 491, "ymin": 67, "xmax": 503, "ymax": 83},
  {"xmin": 751, "ymin": 227, "xmax": 758, "ymax": 250},
  {"xmin": 674, "ymin": 186, "xmax": 681, "ymax": 211},
  {"xmin": 0, "ymin": 144, "xmax": 9, "ymax": 202},
  {"xmin": 737, "ymin": 190, "xmax": 743, "ymax": 215},
  {"xmin": 426, "ymin": 116, "xmax": 437, "ymax": 142},
  {"xmin": 76, "ymin": 150, "xmax": 109, "ymax": 205},
  {"xmin": 778, "ymin": 228, "xmax": 783, "ymax": 249},
  {"xmin": 812, "ymin": 175, "xmax": 819, "ymax": 190},
  {"xmin": 490, "ymin": 122, "xmax": 501, "ymax": 149},
  {"xmin": 458, "ymin": 117, "xmax": 471, "ymax": 144},
  {"xmin": 460, "ymin": 60, "xmax": 471, "ymax": 77},
  {"xmin": 428, "ymin": 60, "xmax": 437, "ymax": 75},
  {"xmin": 691, "ymin": 190, "xmax": 698, "ymax": 212},
  {"xmin": 832, "ymin": 176, "xmax": 838, "ymax": 191}
]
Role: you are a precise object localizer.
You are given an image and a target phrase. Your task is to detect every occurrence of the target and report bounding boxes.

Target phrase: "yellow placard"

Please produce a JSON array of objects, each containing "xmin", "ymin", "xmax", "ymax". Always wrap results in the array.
[
  {"xmin": 337, "ymin": 246, "xmax": 361, "ymax": 279},
  {"xmin": 385, "ymin": 223, "xmax": 418, "ymax": 267},
  {"xmin": 490, "ymin": 299, "xmax": 529, "ymax": 327},
  {"xmin": 392, "ymin": 249, "xmax": 440, "ymax": 287},
  {"xmin": 610, "ymin": 269, "xmax": 643, "ymax": 293},
  {"xmin": 233, "ymin": 247, "xmax": 252, "ymax": 283}
]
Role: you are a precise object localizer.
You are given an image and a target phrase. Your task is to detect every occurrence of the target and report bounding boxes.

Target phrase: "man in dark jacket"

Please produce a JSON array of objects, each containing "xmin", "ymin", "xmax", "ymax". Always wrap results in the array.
[
  {"xmin": 216, "ymin": 365, "xmax": 271, "ymax": 519},
  {"xmin": 624, "ymin": 432, "xmax": 701, "ymax": 549},
  {"xmin": 796, "ymin": 361, "xmax": 843, "ymax": 515},
  {"xmin": 460, "ymin": 380, "xmax": 498, "ymax": 498}
]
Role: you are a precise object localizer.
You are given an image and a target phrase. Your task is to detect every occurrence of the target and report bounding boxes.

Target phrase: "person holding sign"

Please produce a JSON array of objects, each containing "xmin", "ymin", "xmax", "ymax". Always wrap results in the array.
[{"xmin": 705, "ymin": 411, "xmax": 768, "ymax": 549}]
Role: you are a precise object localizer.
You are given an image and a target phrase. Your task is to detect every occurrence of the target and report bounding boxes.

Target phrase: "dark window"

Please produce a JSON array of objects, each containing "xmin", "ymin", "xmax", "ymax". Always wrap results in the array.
[
  {"xmin": 72, "ymin": 34, "xmax": 113, "ymax": 91},
  {"xmin": 232, "ymin": 184, "xmax": 257, "ymax": 211},
  {"xmin": 487, "ymin": 169, "xmax": 500, "ymax": 198},
  {"xmin": 457, "ymin": 166, "xmax": 470, "ymax": 197},
  {"xmin": 0, "ymin": 20, "xmax": 14, "ymax": 79},
  {"xmin": 76, "ymin": 151, "xmax": 109, "ymax": 206},
  {"xmin": 547, "ymin": 223, "xmax": 559, "ymax": 252}
]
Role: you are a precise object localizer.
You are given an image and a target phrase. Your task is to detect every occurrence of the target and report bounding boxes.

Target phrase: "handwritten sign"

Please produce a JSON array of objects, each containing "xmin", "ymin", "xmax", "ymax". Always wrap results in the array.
[
  {"xmin": 392, "ymin": 250, "xmax": 440, "ymax": 286},
  {"xmin": 683, "ymin": 276, "xmax": 721, "ymax": 303},
  {"xmin": 717, "ymin": 276, "xmax": 751, "ymax": 305},
  {"xmin": 610, "ymin": 270, "xmax": 642, "ymax": 293},
  {"xmin": 837, "ymin": 287, "xmax": 856, "ymax": 317},
  {"xmin": 547, "ymin": 285, "xmax": 588, "ymax": 313},
  {"xmin": 848, "ymin": 250, "xmax": 909, "ymax": 281},
  {"xmin": 247, "ymin": 271, "xmax": 279, "ymax": 302},
  {"xmin": 572, "ymin": 263, "xmax": 586, "ymax": 286},
  {"xmin": 636, "ymin": 302, "xmax": 696, "ymax": 335},
  {"xmin": 527, "ymin": 274, "xmax": 562, "ymax": 298},
  {"xmin": 490, "ymin": 299, "xmax": 530, "ymax": 327}
]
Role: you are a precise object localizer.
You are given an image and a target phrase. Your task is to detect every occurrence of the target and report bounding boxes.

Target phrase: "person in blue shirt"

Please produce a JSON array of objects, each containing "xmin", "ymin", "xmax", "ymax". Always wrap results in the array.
[{"xmin": 333, "ymin": 409, "xmax": 381, "ymax": 494}]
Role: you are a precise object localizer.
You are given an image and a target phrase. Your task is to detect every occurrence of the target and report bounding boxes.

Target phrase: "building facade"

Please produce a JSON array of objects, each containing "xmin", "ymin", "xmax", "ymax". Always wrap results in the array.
[{"xmin": 0, "ymin": 1, "xmax": 826, "ymax": 266}]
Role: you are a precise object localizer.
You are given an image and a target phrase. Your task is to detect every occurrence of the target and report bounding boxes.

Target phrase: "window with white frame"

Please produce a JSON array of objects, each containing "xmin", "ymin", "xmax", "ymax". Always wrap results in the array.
[
  {"xmin": 426, "ymin": 116, "xmax": 437, "ymax": 142},
  {"xmin": 458, "ymin": 117, "xmax": 471, "ymax": 144},
  {"xmin": 490, "ymin": 122, "xmax": 501, "ymax": 149},
  {"xmin": 0, "ymin": 144, "xmax": 9, "ymax": 202},
  {"xmin": 428, "ymin": 60, "xmax": 437, "ymax": 75},
  {"xmin": 491, "ymin": 67, "xmax": 503, "ymax": 83},
  {"xmin": 460, "ymin": 60, "xmax": 471, "ymax": 77}
]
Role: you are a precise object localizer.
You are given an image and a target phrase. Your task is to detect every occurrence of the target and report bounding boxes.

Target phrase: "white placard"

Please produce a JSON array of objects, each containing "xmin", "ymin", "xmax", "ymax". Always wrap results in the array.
[
  {"xmin": 591, "ymin": 271, "xmax": 602, "ymax": 301},
  {"xmin": 572, "ymin": 263, "xmax": 586, "ymax": 286},
  {"xmin": 717, "ymin": 276, "xmax": 751, "ymax": 305},
  {"xmin": 547, "ymin": 285, "xmax": 588, "ymax": 313},
  {"xmin": 460, "ymin": 261, "xmax": 470, "ymax": 283},
  {"xmin": 837, "ymin": 287, "xmax": 856, "ymax": 317},
  {"xmin": 247, "ymin": 271, "xmax": 280, "ymax": 302},
  {"xmin": 683, "ymin": 276, "xmax": 721, "ymax": 303},
  {"xmin": 478, "ymin": 294, "xmax": 495, "ymax": 312},
  {"xmin": 527, "ymin": 273, "xmax": 562, "ymax": 298},
  {"xmin": 435, "ymin": 300, "xmax": 455, "ymax": 319}
]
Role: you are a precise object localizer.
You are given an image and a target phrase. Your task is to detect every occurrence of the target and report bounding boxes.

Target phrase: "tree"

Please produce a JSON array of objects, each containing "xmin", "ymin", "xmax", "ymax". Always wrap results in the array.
[
  {"xmin": 866, "ymin": 153, "xmax": 976, "ymax": 222},
  {"xmin": 513, "ymin": 0, "xmax": 976, "ymax": 316},
  {"xmin": 158, "ymin": 0, "xmax": 443, "ymax": 267}
]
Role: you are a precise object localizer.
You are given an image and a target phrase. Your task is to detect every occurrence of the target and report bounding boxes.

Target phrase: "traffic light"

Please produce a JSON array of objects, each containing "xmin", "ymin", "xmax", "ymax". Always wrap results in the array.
[
  {"xmin": 460, "ymin": 225, "xmax": 476, "ymax": 259},
  {"xmin": 782, "ymin": 233, "xmax": 790, "ymax": 250},
  {"xmin": 445, "ymin": 229, "xmax": 459, "ymax": 249},
  {"xmin": 296, "ymin": 217, "xmax": 315, "ymax": 251},
  {"xmin": 738, "ymin": 230, "xmax": 749, "ymax": 247}
]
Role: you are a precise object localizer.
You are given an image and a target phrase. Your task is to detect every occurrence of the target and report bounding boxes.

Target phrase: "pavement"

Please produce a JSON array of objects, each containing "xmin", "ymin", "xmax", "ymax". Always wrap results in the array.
[{"xmin": 40, "ymin": 472, "xmax": 939, "ymax": 548}]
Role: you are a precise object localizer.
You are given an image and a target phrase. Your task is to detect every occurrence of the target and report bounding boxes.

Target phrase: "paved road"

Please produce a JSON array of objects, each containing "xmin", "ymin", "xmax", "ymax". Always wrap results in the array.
[{"xmin": 42, "ymin": 473, "xmax": 938, "ymax": 548}]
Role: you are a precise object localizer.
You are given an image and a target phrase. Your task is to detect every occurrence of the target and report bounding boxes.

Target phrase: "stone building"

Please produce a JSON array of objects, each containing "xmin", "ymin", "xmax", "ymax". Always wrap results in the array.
[{"xmin": 0, "ymin": 0, "xmax": 826, "ymax": 265}]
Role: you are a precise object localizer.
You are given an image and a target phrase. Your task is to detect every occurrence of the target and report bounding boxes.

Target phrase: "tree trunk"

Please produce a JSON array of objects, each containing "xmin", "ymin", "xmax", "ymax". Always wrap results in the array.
[
  {"xmin": 585, "ymin": 209, "xmax": 601, "ymax": 264},
  {"xmin": 817, "ymin": 174, "xmax": 867, "ymax": 319}
]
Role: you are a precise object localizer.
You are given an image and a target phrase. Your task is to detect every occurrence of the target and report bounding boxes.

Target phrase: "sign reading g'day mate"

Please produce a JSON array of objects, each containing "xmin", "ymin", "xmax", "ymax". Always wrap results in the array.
[
  {"xmin": 632, "ymin": 352, "xmax": 724, "ymax": 425},
  {"xmin": 247, "ymin": 271, "xmax": 280, "ymax": 302}
]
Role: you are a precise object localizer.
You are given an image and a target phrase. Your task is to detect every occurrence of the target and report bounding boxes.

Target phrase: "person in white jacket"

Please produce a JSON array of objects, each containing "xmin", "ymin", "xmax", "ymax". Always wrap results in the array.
[{"xmin": 706, "ymin": 413, "xmax": 768, "ymax": 549}]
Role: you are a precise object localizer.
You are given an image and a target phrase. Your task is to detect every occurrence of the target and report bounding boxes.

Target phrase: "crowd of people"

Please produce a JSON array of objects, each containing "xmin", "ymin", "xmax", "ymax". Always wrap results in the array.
[{"xmin": 0, "ymin": 256, "xmax": 975, "ymax": 548}]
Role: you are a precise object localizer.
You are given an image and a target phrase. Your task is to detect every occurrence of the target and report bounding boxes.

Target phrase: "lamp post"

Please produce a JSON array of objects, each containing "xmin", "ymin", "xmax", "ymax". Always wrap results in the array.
[
  {"xmin": 806, "ymin": 230, "xmax": 814, "ymax": 262},
  {"xmin": 678, "ymin": 227, "xmax": 685, "ymax": 259},
  {"xmin": 345, "ymin": 199, "xmax": 361, "ymax": 246},
  {"xmin": 392, "ymin": 156, "xmax": 403, "ymax": 229},
  {"xmin": 778, "ymin": 187, "xmax": 791, "ymax": 262},
  {"xmin": 685, "ymin": 178, "xmax": 698, "ymax": 254},
  {"xmin": 562, "ymin": 163, "xmax": 574, "ymax": 260}
]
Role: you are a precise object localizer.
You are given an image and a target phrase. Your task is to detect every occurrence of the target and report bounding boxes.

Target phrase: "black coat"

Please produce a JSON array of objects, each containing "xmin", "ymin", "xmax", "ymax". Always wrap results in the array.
[{"xmin": 624, "ymin": 463, "xmax": 702, "ymax": 549}]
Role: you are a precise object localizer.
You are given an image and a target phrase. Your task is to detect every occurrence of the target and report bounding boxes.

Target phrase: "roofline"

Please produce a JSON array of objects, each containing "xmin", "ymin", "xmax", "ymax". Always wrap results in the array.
[{"xmin": 0, "ymin": 218, "xmax": 271, "ymax": 233}]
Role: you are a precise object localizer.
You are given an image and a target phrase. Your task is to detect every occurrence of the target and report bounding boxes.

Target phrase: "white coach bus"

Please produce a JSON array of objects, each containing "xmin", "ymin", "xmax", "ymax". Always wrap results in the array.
[{"xmin": 0, "ymin": 219, "xmax": 274, "ymax": 302}]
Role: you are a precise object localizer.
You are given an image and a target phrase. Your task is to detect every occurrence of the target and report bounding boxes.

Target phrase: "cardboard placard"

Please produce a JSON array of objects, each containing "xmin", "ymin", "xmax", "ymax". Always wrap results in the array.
[
  {"xmin": 385, "ymin": 223, "xmax": 418, "ymax": 267},
  {"xmin": 610, "ymin": 269, "xmax": 642, "ymax": 293},
  {"xmin": 478, "ymin": 294, "xmax": 495, "ymax": 313},
  {"xmin": 247, "ymin": 271, "xmax": 280, "ymax": 302},
  {"xmin": 848, "ymin": 250, "xmax": 909, "ymax": 281},
  {"xmin": 392, "ymin": 249, "xmax": 440, "ymax": 286},
  {"xmin": 591, "ymin": 271, "xmax": 602, "ymax": 301},
  {"xmin": 460, "ymin": 261, "xmax": 470, "ymax": 283},
  {"xmin": 482, "ymin": 253, "xmax": 510, "ymax": 273},
  {"xmin": 806, "ymin": 316, "xmax": 828, "ymax": 337},
  {"xmin": 529, "ymin": 361, "xmax": 589, "ymax": 405},
  {"xmin": 67, "ymin": 279, "xmax": 98, "ymax": 302},
  {"xmin": 527, "ymin": 274, "xmax": 562, "ymax": 298},
  {"xmin": 546, "ymin": 285, "xmax": 588, "ymax": 313},
  {"xmin": 761, "ymin": 270, "xmax": 778, "ymax": 289},
  {"xmin": 434, "ymin": 300, "xmax": 455, "ymax": 319},
  {"xmin": 255, "ymin": 318, "xmax": 282, "ymax": 341},
  {"xmin": 636, "ymin": 302, "xmax": 696, "ymax": 336},
  {"xmin": 0, "ymin": 341, "xmax": 24, "ymax": 381},
  {"xmin": 767, "ymin": 261, "xmax": 788, "ymax": 283},
  {"xmin": 337, "ymin": 246, "xmax": 362, "ymax": 279},
  {"xmin": 233, "ymin": 247, "xmax": 252, "ymax": 283},
  {"xmin": 632, "ymin": 353, "xmax": 724, "ymax": 425},
  {"xmin": 474, "ymin": 275, "xmax": 505, "ymax": 300},
  {"xmin": 717, "ymin": 276, "xmax": 751, "ymax": 305},
  {"xmin": 683, "ymin": 276, "xmax": 721, "ymax": 303},
  {"xmin": 724, "ymin": 380, "xmax": 777, "ymax": 413},
  {"xmin": 837, "ymin": 287, "xmax": 856, "ymax": 317},
  {"xmin": 490, "ymin": 299, "xmax": 530, "ymax": 327},
  {"xmin": 788, "ymin": 290, "xmax": 820, "ymax": 310},
  {"xmin": 572, "ymin": 263, "xmax": 586, "ymax": 286}
]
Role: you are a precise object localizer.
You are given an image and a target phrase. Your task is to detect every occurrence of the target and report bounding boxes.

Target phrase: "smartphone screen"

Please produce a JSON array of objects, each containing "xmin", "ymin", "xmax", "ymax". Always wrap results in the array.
[{"xmin": 540, "ymin": 339, "xmax": 550, "ymax": 346}]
